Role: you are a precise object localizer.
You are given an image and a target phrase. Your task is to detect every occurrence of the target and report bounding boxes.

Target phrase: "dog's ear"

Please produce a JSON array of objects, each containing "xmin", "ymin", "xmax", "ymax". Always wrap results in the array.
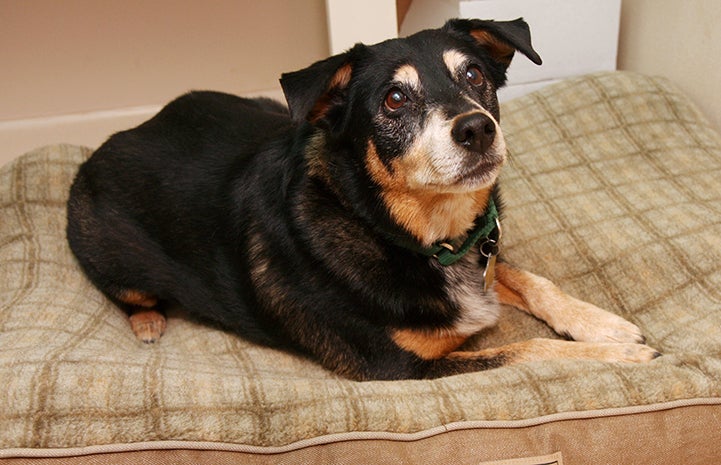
[
  {"xmin": 444, "ymin": 18, "xmax": 542, "ymax": 68},
  {"xmin": 280, "ymin": 50, "xmax": 356, "ymax": 125}
]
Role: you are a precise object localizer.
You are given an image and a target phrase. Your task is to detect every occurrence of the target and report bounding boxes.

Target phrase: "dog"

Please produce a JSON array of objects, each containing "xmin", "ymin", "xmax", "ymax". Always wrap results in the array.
[{"xmin": 66, "ymin": 18, "xmax": 659, "ymax": 381}]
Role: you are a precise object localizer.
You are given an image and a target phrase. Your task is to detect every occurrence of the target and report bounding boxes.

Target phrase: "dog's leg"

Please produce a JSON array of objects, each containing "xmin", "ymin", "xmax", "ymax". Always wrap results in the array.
[
  {"xmin": 421, "ymin": 337, "xmax": 660, "ymax": 378},
  {"xmin": 392, "ymin": 327, "xmax": 659, "ymax": 379},
  {"xmin": 118, "ymin": 289, "xmax": 166, "ymax": 343},
  {"xmin": 494, "ymin": 262, "xmax": 647, "ymax": 344}
]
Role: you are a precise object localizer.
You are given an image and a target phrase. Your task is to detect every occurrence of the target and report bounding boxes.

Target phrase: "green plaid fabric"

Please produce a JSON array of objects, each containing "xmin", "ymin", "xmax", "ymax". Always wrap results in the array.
[{"xmin": 1, "ymin": 72, "xmax": 721, "ymax": 450}]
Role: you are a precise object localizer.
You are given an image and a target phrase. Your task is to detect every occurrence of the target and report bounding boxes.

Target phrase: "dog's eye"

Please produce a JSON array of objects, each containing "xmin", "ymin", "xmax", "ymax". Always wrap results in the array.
[
  {"xmin": 465, "ymin": 65, "xmax": 484, "ymax": 86},
  {"xmin": 384, "ymin": 88, "xmax": 408, "ymax": 111}
]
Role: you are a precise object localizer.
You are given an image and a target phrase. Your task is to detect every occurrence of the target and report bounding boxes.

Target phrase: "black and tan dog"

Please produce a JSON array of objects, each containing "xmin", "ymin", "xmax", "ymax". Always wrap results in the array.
[{"xmin": 66, "ymin": 18, "xmax": 659, "ymax": 380}]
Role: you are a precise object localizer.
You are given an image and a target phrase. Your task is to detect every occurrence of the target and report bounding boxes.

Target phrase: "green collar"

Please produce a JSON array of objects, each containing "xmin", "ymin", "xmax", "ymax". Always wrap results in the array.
[{"xmin": 392, "ymin": 197, "xmax": 501, "ymax": 266}]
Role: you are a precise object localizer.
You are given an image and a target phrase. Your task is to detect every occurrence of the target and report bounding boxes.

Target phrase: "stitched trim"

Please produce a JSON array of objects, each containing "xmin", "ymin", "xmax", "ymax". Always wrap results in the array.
[{"xmin": 2, "ymin": 397, "xmax": 720, "ymax": 459}]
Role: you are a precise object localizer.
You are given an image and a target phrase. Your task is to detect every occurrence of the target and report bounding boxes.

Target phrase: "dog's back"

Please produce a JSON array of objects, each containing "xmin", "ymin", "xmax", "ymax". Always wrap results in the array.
[{"xmin": 67, "ymin": 92, "xmax": 293, "ymax": 345}]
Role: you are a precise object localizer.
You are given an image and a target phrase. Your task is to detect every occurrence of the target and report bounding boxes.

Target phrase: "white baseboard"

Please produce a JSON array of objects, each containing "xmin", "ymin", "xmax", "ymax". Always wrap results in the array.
[
  {"xmin": 0, "ymin": 88, "xmax": 286, "ymax": 168},
  {"xmin": 0, "ymin": 106, "xmax": 160, "ymax": 167},
  {"xmin": 498, "ymin": 79, "xmax": 561, "ymax": 102}
]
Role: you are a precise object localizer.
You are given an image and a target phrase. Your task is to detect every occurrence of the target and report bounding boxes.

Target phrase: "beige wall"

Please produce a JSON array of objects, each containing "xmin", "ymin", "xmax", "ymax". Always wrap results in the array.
[
  {"xmin": 1, "ymin": 0, "xmax": 329, "ymax": 120},
  {"xmin": 2, "ymin": 1, "xmax": 721, "ymax": 166},
  {"xmin": 0, "ymin": 0, "xmax": 329, "ymax": 164},
  {"xmin": 618, "ymin": 0, "xmax": 721, "ymax": 131}
]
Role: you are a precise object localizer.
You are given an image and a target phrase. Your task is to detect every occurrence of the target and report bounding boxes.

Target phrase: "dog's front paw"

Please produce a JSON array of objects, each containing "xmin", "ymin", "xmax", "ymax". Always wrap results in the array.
[
  {"xmin": 552, "ymin": 298, "xmax": 646, "ymax": 345},
  {"xmin": 591, "ymin": 342, "xmax": 661, "ymax": 363}
]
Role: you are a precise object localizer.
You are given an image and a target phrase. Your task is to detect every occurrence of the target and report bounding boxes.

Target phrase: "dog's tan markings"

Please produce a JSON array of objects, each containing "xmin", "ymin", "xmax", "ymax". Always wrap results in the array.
[
  {"xmin": 330, "ymin": 62, "xmax": 353, "ymax": 88},
  {"xmin": 247, "ymin": 230, "xmax": 289, "ymax": 316},
  {"xmin": 116, "ymin": 289, "xmax": 165, "ymax": 343},
  {"xmin": 392, "ymin": 328, "xmax": 468, "ymax": 360},
  {"xmin": 493, "ymin": 281, "xmax": 526, "ymax": 310},
  {"xmin": 393, "ymin": 64, "xmax": 421, "ymax": 90},
  {"xmin": 443, "ymin": 49, "xmax": 468, "ymax": 77},
  {"xmin": 365, "ymin": 141, "xmax": 493, "ymax": 245},
  {"xmin": 117, "ymin": 289, "xmax": 158, "ymax": 308},
  {"xmin": 470, "ymin": 30, "xmax": 515, "ymax": 65},
  {"xmin": 447, "ymin": 338, "xmax": 659, "ymax": 365},
  {"xmin": 495, "ymin": 263, "xmax": 648, "ymax": 345},
  {"xmin": 304, "ymin": 132, "xmax": 333, "ymax": 185},
  {"xmin": 308, "ymin": 62, "xmax": 353, "ymax": 123},
  {"xmin": 128, "ymin": 310, "xmax": 166, "ymax": 344}
]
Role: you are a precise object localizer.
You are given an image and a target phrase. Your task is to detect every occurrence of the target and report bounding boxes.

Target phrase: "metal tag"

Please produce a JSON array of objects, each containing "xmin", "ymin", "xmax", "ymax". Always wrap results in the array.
[
  {"xmin": 482, "ymin": 253, "xmax": 497, "ymax": 293},
  {"xmin": 479, "ymin": 227, "xmax": 500, "ymax": 294}
]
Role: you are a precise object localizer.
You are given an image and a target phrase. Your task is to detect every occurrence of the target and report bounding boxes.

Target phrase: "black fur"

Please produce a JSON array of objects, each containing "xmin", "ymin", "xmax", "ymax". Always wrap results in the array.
[{"xmin": 67, "ymin": 18, "xmax": 542, "ymax": 380}]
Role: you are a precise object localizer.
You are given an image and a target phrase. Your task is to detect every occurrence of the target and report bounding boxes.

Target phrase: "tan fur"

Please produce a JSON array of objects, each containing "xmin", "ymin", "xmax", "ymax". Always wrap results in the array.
[
  {"xmin": 365, "ymin": 141, "xmax": 492, "ymax": 245},
  {"xmin": 304, "ymin": 132, "xmax": 332, "ymax": 183},
  {"xmin": 470, "ymin": 30, "xmax": 515, "ymax": 64},
  {"xmin": 495, "ymin": 263, "xmax": 645, "ymax": 344},
  {"xmin": 392, "ymin": 263, "xmax": 655, "ymax": 366},
  {"xmin": 117, "ymin": 289, "xmax": 164, "ymax": 343},
  {"xmin": 392, "ymin": 328, "xmax": 468, "ymax": 360},
  {"xmin": 117, "ymin": 289, "xmax": 157, "ymax": 308},
  {"xmin": 308, "ymin": 63, "xmax": 353, "ymax": 123},
  {"xmin": 128, "ymin": 309, "xmax": 166, "ymax": 343},
  {"xmin": 393, "ymin": 64, "xmax": 421, "ymax": 90},
  {"xmin": 442, "ymin": 49, "xmax": 469, "ymax": 76},
  {"xmin": 448, "ymin": 338, "xmax": 659, "ymax": 365}
]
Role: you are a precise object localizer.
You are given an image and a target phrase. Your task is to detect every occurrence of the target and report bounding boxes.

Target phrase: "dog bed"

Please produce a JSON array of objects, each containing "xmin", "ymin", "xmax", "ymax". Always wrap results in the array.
[{"xmin": 2, "ymin": 71, "xmax": 721, "ymax": 464}]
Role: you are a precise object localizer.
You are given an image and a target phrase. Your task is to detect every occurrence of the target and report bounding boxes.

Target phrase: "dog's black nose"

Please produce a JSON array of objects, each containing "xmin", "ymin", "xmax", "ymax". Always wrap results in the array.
[{"xmin": 452, "ymin": 113, "xmax": 496, "ymax": 154}]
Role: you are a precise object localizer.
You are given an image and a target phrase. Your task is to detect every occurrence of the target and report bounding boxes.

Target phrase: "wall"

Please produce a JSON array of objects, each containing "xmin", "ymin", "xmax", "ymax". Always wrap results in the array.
[
  {"xmin": 399, "ymin": 0, "xmax": 721, "ymax": 132},
  {"xmin": 0, "ymin": 0, "xmax": 329, "ymax": 164},
  {"xmin": 617, "ymin": 0, "xmax": 721, "ymax": 131},
  {"xmin": 2, "ymin": 1, "xmax": 720, "ymax": 166},
  {"xmin": 325, "ymin": 0, "xmax": 397, "ymax": 54}
]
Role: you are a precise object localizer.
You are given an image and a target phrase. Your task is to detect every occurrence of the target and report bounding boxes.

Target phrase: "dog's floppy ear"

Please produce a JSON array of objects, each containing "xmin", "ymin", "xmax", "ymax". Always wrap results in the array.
[
  {"xmin": 444, "ymin": 18, "xmax": 542, "ymax": 68},
  {"xmin": 280, "ymin": 50, "xmax": 355, "ymax": 124}
]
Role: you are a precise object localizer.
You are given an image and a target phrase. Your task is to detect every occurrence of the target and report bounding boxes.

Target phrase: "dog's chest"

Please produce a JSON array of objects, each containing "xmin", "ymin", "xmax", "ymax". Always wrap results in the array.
[{"xmin": 438, "ymin": 249, "xmax": 501, "ymax": 335}]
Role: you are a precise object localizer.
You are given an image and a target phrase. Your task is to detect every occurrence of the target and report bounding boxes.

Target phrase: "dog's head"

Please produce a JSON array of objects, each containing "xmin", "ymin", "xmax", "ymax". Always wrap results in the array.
[{"xmin": 280, "ymin": 18, "xmax": 541, "ymax": 245}]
